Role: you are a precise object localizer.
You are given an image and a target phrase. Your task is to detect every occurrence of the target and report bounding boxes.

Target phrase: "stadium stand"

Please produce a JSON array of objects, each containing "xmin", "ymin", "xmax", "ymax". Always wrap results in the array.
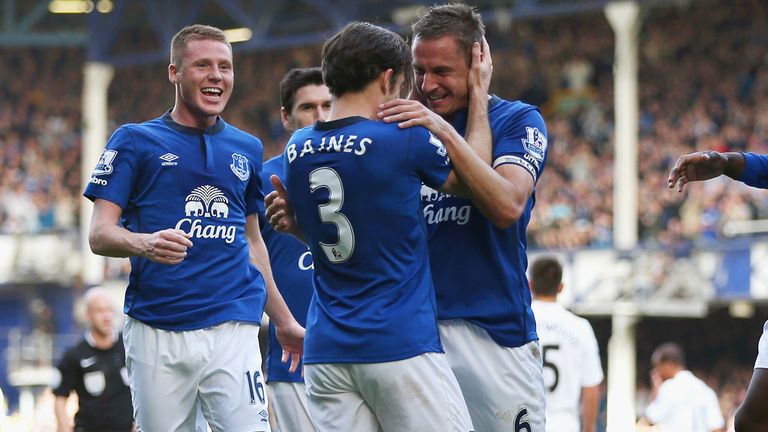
[{"xmin": 2, "ymin": 0, "xmax": 768, "ymax": 429}]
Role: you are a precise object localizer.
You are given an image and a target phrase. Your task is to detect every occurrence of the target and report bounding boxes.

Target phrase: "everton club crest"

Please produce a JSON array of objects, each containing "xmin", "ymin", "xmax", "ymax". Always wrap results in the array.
[{"xmin": 230, "ymin": 153, "xmax": 250, "ymax": 181}]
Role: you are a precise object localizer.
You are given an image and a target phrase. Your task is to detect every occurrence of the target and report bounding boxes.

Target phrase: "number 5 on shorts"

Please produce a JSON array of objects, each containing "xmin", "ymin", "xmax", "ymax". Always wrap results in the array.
[{"xmin": 245, "ymin": 370, "xmax": 266, "ymax": 405}]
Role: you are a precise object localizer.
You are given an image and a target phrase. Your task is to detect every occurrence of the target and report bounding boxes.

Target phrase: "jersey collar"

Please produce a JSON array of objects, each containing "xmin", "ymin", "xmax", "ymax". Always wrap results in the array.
[
  {"xmin": 313, "ymin": 116, "xmax": 368, "ymax": 131},
  {"xmin": 162, "ymin": 110, "xmax": 226, "ymax": 135}
]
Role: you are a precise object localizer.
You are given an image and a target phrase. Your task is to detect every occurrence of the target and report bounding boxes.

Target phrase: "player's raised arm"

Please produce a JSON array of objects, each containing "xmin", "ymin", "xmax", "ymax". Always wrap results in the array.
[
  {"xmin": 667, "ymin": 151, "xmax": 744, "ymax": 192},
  {"xmin": 245, "ymin": 213, "xmax": 305, "ymax": 373},
  {"xmin": 89, "ymin": 198, "xmax": 192, "ymax": 265}
]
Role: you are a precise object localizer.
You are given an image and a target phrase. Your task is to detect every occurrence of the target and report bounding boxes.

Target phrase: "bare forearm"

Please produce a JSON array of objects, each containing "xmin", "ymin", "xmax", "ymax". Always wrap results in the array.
[
  {"xmin": 439, "ymin": 126, "xmax": 528, "ymax": 227},
  {"xmin": 464, "ymin": 88, "xmax": 492, "ymax": 165},
  {"xmin": 722, "ymin": 151, "xmax": 746, "ymax": 179},
  {"xmin": 54, "ymin": 397, "xmax": 73, "ymax": 432},
  {"xmin": 249, "ymin": 232, "xmax": 295, "ymax": 328},
  {"xmin": 580, "ymin": 386, "xmax": 600, "ymax": 432},
  {"xmin": 89, "ymin": 221, "xmax": 149, "ymax": 258}
]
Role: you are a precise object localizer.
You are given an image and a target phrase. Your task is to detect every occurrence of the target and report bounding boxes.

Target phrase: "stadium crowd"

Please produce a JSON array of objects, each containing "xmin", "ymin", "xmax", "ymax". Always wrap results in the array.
[
  {"xmin": 3, "ymin": 0, "xmax": 768, "ymax": 429},
  {"xmin": 2, "ymin": 0, "xmax": 768, "ymax": 249}
]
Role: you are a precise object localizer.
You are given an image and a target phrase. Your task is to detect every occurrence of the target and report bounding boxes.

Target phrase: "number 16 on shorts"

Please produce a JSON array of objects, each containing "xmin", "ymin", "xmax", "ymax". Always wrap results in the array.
[{"xmin": 245, "ymin": 370, "xmax": 266, "ymax": 405}]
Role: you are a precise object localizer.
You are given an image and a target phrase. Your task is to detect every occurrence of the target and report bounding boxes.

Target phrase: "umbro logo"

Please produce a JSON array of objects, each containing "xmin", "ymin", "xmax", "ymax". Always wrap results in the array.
[{"xmin": 159, "ymin": 153, "xmax": 179, "ymax": 166}]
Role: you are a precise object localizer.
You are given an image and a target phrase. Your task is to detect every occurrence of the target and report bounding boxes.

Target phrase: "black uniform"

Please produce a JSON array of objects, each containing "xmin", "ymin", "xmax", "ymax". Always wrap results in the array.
[{"xmin": 52, "ymin": 332, "xmax": 133, "ymax": 432}]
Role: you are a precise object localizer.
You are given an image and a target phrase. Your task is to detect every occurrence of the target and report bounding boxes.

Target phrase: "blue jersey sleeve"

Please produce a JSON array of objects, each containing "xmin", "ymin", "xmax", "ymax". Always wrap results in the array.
[
  {"xmin": 83, "ymin": 126, "xmax": 138, "ymax": 208},
  {"xmin": 492, "ymin": 108, "xmax": 548, "ymax": 184},
  {"xmin": 740, "ymin": 152, "xmax": 768, "ymax": 189},
  {"xmin": 409, "ymin": 127, "xmax": 452, "ymax": 190},
  {"xmin": 245, "ymin": 141, "xmax": 265, "ymax": 216}
]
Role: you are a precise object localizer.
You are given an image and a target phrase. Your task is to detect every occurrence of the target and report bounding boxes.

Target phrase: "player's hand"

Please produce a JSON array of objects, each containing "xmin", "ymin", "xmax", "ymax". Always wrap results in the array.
[
  {"xmin": 265, "ymin": 175, "xmax": 300, "ymax": 236},
  {"xmin": 378, "ymin": 98, "xmax": 452, "ymax": 136},
  {"xmin": 668, "ymin": 151, "xmax": 726, "ymax": 192},
  {"xmin": 275, "ymin": 319, "xmax": 305, "ymax": 374},
  {"xmin": 650, "ymin": 368, "xmax": 663, "ymax": 390},
  {"xmin": 468, "ymin": 37, "xmax": 493, "ymax": 96},
  {"xmin": 140, "ymin": 229, "xmax": 192, "ymax": 265}
]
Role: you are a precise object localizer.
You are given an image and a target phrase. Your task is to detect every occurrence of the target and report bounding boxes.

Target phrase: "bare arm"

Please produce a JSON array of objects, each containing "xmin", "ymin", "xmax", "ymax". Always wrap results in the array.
[
  {"xmin": 464, "ymin": 37, "xmax": 493, "ymax": 166},
  {"xmin": 580, "ymin": 385, "xmax": 600, "ymax": 432},
  {"xmin": 88, "ymin": 199, "xmax": 192, "ymax": 265},
  {"xmin": 245, "ymin": 214, "xmax": 304, "ymax": 372},
  {"xmin": 733, "ymin": 368, "xmax": 768, "ymax": 432},
  {"xmin": 54, "ymin": 395, "xmax": 73, "ymax": 432},
  {"xmin": 668, "ymin": 151, "xmax": 745, "ymax": 192},
  {"xmin": 379, "ymin": 99, "xmax": 534, "ymax": 228}
]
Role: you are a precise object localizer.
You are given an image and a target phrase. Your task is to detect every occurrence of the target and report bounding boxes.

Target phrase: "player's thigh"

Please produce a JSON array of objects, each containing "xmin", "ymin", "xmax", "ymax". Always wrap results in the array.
[
  {"xmin": 735, "ymin": 368, "xmax": 768, "ymax": 431},
  {"xmin": 304, "ymin": 363, "xmax": 381, "ymax": 432},
  {"xmin": 356, "ymin": 352, "xmax": 474, "ymax": 432},
  {"xmin": 198, "ymin": 322, "xmax": 271, "ymax": 432},
  {"xmin": 439, "ymin": 319, "xmax": 546, "ymax": 432},
  {"xmin": 269, "ymin": 381, "xmax": 317, "ymax": 432},
  {"xmin": 123, "ymin": 318, "xmax": 202, "ymax": 432}
]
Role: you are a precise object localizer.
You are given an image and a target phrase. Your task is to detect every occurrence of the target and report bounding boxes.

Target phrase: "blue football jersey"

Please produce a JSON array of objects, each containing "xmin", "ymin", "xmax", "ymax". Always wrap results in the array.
[
  {"xmin": 259, "ymin": 156, "xmax": 313, "ymax": 383},
  {"xmin": 423, "ymin": 96, "xmax": 548, "ymax": 348},
  {"xmin": 741, "ymin": 152, "xmax": 768, "ymax": 188},
  {"xmin": 84, "ymin": 112, "xmax": 267, "ymax": 331},
  {"xmin": 283, "ymin": 116, "xmax": 451, "ymax": 364}
]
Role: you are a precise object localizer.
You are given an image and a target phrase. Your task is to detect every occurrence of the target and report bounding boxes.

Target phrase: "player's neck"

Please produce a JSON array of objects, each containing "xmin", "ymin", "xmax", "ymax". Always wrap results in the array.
[
  {"xmin": 89, "ymin": 329, "xmax": 115, "ymax": 350},
  {"xmin": 170, "ymin": 104, "xmax": 218, "ymax": 130},
  {"xmin": 534, "ymin": 295, "xmax": 558, "ymax": 303},
  {"xmin": 326, "ymin": 90, "xmax": 382, "ymax": 122}
]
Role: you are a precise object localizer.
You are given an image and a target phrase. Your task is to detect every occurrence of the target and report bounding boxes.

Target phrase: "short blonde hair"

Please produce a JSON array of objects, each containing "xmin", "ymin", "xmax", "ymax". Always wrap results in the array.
[{"xmin": 170, "ymin": 24, "xmax": 231, "ymax": 68}]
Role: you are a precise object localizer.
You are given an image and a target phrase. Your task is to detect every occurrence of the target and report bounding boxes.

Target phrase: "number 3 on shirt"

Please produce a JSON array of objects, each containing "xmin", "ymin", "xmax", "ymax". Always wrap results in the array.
[{"xmin": 310, "ymin": 167, "xmax": 355, "ymax": 263}]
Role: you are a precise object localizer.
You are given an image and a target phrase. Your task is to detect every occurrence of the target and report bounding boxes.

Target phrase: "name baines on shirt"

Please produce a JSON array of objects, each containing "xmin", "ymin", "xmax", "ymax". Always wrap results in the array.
[{"xmin": 285, "ymin": 133, "xmax": 371, "ymax": 162}]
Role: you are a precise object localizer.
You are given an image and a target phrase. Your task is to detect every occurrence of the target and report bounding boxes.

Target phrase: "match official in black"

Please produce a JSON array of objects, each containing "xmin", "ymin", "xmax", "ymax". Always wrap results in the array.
[{"xmin": 52, "ymin": 287, "xmax": 133, "ymax": 432}]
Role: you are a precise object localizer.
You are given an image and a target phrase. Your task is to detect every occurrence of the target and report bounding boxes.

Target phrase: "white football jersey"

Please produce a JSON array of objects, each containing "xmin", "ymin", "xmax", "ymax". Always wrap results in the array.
[{"xmin": 531, "ymin": 300, "xmax": 604, "ymax": 432}]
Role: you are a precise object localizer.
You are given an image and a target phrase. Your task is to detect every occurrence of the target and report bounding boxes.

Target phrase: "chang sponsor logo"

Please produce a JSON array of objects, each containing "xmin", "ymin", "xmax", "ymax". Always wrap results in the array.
[
  {"xmin": 175, "ymin": 185, "xmax": 236, "ymax": 243},
  {"xmin": 420, "ymin": 185, "xmax": 471, "ymax": 225}
]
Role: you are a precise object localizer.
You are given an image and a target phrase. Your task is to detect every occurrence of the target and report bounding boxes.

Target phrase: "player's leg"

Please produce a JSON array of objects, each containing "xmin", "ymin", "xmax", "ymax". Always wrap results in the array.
[
  {"xmin": 735, "ymin": 322, "xmax": 768, "ymax": 432},
  {"xmin": 269, "ymin": 381, "xmax": 317, "ymax": 432},
  {"xmin": 355, "ymin": 352, "xmax": 474, "ymax": 432},
  {"xmin": 734, "ymin": 368, "xmax": 768, "ymax": 432},
  {"xmin": 439, "ymin": 319, "xmax": 546, "ymax": 432},
  {"xmin": 197, "ymin": 321, "xmax": 271, "ymax": 432},
  {"xmin": 123, "ymin": 317, "xmax": 202, "ymax": 431},
  {"xmin": 304, "ymin": 363, "xmax": 381, "ymax": 432}
]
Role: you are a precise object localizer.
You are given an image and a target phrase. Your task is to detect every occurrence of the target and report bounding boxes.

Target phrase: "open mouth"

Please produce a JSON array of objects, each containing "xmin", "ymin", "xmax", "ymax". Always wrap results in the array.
[
  {"xmin": 428, "ymin": 94, "xmax": 447, "ymax": 104},
  {"xmin": 201, "ymin": 87, "xmax": 223, "ymax": 99}
]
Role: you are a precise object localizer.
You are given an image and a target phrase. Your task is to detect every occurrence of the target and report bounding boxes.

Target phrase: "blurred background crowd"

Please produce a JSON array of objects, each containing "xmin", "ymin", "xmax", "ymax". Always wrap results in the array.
[
  {"xmin": 2, "ymin": 0, "xmax": 768, "ymax": 426},
  {"xmin": 4, "ymin": 0, "xmax": 768, "ymax": 251}
]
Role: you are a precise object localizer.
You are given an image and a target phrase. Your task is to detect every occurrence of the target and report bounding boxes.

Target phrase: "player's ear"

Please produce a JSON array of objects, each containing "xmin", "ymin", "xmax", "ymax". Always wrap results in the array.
[
  {"xmin": 380, "ymin": 68, "xmax": 394, "ymax": 96},
  {"xmin": 280, "ymin": 106, "xmax": 293, "ymax": 132},
  {"xmin": 557, "ymin": 283, "xmax": 564, "ymax": 295},
  {"xmin": 169, "ymin": 63, "xmax": 179, "ymax": 84}
]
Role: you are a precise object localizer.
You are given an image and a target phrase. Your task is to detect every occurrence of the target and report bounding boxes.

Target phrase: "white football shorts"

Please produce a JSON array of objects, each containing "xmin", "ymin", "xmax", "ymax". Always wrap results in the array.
[
  {"xmin": 304, "ymin": 352, "xmax": 473, "ymax": 432},
  {"xmin": 268, "ymin": 381, "xmax": 316, "ymax": 432},
  {"xmin": 439, "ymin": 319, "xmax": 546, "ymax": 432},
  {"xmin": 123, "ymin": 318, "xmax": 270, "ymax": 432}
]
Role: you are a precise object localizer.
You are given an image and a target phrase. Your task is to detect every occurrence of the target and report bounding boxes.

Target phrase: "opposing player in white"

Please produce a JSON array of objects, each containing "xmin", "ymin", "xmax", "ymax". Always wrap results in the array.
[
  {"xmin": 530, "ymin": 256, "xmax": 603, "ymax": 432},
  {"xmin": 644, "ymin": 342, "xmax": 724, "ymax": 432}
]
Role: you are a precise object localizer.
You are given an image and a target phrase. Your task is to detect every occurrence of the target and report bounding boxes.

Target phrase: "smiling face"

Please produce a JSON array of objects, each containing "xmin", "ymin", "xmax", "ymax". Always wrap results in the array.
[
  {"xmin": 282, "ymin": 84, "xmax": 332, "ymax": 131},
  {"xmin": 169, "ymin": 38, "xmax": 234, "ymax": 128},
  {"xmin": 412, "ymin": 35, "xmax": 470, "ymax": 118}
]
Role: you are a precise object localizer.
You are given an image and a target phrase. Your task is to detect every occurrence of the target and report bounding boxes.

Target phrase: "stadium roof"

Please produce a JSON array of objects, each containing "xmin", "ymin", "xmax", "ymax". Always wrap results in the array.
[{"xmin": 1, "ymin": 0, "xmax": 691, "ymax": 66}]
